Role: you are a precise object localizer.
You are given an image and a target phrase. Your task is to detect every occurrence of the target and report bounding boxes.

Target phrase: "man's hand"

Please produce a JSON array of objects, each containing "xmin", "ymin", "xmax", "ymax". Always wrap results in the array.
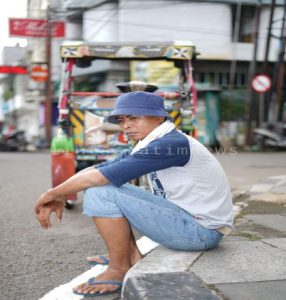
[
  {"xmin": 34, "ymin": 169, "xmax": 109, "ymax": 229},
  {"xmin": 35, "ymin": 200, "xmax": 64, "ymax": 229},
  {"xmin": 34, "ymin": 192, "xmax": 66, "ymax": 215}
]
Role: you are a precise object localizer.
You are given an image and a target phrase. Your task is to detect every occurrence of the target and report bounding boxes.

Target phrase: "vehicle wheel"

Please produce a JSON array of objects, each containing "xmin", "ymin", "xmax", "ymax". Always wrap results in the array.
[
  {"xmin": 65, "ymin": 200, "xmax": 76, "ymax": 209},
  {"xmin": 17, "ymin": 145, "xmax": 27, "ymax": 152},
  {"xmin": 253, "ymin": 133, "xmax": 266, "ymax": 150}
]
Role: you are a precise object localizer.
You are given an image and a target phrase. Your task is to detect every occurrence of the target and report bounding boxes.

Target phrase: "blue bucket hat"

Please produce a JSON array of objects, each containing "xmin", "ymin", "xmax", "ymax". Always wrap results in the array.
[{"xmin": 107, "ymin": 91, "xmax": 171, "ymax": 124}]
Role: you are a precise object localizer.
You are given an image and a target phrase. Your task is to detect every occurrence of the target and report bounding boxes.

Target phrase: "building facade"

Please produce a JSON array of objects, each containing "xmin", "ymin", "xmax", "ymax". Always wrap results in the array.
[
  {"xmin": 63, "ymin": 0, "xmax": 285, "ymax": 145},
  {"xmin": 1, "ymin": 0, "xmax": 285, "ymax": 146}
]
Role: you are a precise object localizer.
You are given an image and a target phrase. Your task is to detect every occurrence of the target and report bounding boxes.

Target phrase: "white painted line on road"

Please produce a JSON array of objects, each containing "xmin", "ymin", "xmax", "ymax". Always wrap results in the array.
[{"xmin": 39, "ymin": 236, "xmax": 158, "ymax": 300}]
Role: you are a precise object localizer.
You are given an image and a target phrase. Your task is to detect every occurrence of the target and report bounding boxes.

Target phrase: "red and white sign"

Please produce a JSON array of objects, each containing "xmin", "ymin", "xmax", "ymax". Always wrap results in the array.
[
  {"xmin": 9, "ymin": 18, "xmax": 65, "ymax": 38},
  {"xmin": 30, "ymin": 65, "xmax": 48, "ymax": 82},
  {"xmin": 252, "ymin": 74, "xmax": 272, "ymax": 93}
]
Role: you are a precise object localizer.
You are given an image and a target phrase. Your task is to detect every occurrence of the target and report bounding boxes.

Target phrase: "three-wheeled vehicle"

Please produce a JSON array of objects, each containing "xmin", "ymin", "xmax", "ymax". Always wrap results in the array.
[{"xmin": 51, "ymin": 41, "xmax": 197, "ymax": 207}]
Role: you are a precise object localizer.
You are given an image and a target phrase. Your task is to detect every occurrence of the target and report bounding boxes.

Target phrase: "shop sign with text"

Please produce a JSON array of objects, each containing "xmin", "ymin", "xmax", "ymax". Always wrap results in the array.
[{"xmin": 9, "ymin": 18, "xmax": 65, "ymax": 38}]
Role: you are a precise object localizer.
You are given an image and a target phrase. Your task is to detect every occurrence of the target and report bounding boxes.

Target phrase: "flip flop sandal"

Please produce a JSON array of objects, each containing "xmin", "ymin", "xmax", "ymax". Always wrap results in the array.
[
  {"xmin": 86, "ymin": 255, "xmax": 110, "ymax": 266},
  {"xmin": 73, "ymin": 279, "xmax": 122, "ymax": 297}
]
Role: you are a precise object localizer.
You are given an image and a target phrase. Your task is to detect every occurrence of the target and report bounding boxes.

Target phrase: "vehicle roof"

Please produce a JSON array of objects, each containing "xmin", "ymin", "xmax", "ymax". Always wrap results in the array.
[{"xmin": 60, "ymin": 41, "xmax": 196, "ymax": 60}]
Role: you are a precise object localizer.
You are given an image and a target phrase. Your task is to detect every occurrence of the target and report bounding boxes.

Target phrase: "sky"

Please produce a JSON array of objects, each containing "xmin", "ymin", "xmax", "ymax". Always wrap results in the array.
[{"xmin": 0, "ymin": 0, "xmax": 27, "ymax": 62}]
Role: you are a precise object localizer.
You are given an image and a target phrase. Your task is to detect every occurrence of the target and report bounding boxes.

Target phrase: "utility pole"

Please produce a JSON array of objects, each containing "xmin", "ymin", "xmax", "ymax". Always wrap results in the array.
[
  {"xmin": 263, "ymin": 0, "xmax": 276, "ymax": 72},
  {"xmin": 268, "ymin": 1, "xmax": 286, "ymax": 125},
  {"xmin": 10, "ymin": 74, "xmax": 18, "ymax": 130},
  {"xmin": 262, "ymin": 0, "xmax": 276, "ymax": 126},
  {"xmin": 227, "ymin": 3, "xmax": 242, "ymax": 121},
  {"xmin": 45, "ymin": 5, "xmax": 52, "ymax": 146},
  {"xmin": 229, "ymin": 2, "xmax": 242, "ymax": 90},
  {"xmin": 246, "ymin": 1, "xmax": 261, "ymax": 145}
]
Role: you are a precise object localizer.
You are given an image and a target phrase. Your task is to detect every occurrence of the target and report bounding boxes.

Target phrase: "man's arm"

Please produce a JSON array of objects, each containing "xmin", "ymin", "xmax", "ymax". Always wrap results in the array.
[
  {"xmin": 76, "ymin": 165, "xmax": 95, "ymax": 175},
  {"xmin": 74, "ymin": 150, "xmax": 130, "ymax": 176},
  {"xmin": 34, "ymin": 169, "xmax": 109, "ymax": 214}
]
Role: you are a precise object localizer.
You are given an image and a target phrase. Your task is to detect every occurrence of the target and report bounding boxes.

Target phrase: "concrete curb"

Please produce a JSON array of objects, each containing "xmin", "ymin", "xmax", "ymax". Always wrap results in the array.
[
  {"xmin": 122, "ymin": 238, "xmax": 286, "ymax": 299},
  {"xmin": 122, "ymin": 246, "xmax": 222, "ymax": 299},
  {"xmin": 121, "ymin": 176, "xmax": 286, "ymax": 299},
  {"xmin": 123, "ymin": 272, "xmax": 222, "ymax": 300}
]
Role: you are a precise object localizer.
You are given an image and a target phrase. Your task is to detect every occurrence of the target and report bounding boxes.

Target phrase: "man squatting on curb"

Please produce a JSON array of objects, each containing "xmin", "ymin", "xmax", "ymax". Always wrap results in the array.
[{"xmin": 34, "ymin": 91, "xmax": 234, "ymax": 297}]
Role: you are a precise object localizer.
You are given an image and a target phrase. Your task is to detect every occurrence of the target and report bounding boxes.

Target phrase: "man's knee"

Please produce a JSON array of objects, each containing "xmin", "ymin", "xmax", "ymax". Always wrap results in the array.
[
  {"xmin": 84, "ymin": 184, "xmax": 114, "ymax": 200},
  {"xmin": 84, "ymin": 183, "xmax": 142, "ymax": 209},
  {"xmin": 83, "ymin": 185, "xmax": 123, "ymax": 217}
]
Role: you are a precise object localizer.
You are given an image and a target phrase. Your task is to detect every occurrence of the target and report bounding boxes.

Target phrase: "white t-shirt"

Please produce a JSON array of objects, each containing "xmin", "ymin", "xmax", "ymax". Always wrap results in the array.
[{"xmin": 98, "ymin": 129, "xmax": 233, "ymax": 230}]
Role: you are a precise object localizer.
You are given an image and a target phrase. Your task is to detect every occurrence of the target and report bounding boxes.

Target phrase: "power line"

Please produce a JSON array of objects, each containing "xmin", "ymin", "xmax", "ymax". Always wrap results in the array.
[
  {"xmin": 26, "ymin": 2, "xmax": 220, "ymax": 13},
  {"xmin": 86, "ymin": 0, "xmax": 133, "ymax": 41},
  {"xmin": 18, "ymin": 11, "xmax": 274, "ymax": 39},
  {"xmin": 25, "ymin": 1, "xmax": 286, "ymax": 15},
  {"xmin": 82, "ymin": 16, "xmax": 274, "ymax": 38},
  {"xmin": 24, "ymin": 2, "xmax": 281, "ymax": 38}
]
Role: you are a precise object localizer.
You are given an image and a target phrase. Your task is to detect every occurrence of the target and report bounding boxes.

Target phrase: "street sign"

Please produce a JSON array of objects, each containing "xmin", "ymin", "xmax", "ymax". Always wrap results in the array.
[
  {"xmin": 30, "ymin": 65, "xmax": 48, "ymax": 82},
  {"xmin": 9, "ymin": 18, "xmax": 65, "ymax": 38},
  {"xmin": 252, "ymin": 74, "xmax": 271, "ymax": 93}
]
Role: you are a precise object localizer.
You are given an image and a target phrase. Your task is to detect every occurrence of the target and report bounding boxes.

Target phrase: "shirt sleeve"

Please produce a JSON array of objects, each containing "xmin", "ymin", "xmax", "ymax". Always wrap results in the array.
[
  {"xmin": 98, "ymin": 131, "xmax": 190, "ymax": 187},
  {"xmin": 93, "ymin": 150, "xmax": 131, "ymax": 169}
]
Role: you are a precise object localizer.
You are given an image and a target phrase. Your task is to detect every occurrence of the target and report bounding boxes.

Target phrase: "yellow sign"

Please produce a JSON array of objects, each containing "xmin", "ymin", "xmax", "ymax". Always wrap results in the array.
[{"xmin": 130, "ymin": 61, "xmax": 179, "ymax": 88}]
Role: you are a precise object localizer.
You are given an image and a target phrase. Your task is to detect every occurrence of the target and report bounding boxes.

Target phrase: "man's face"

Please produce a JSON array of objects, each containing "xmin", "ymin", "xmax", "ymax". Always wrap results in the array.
[{"xmin": 116, "ymin": 115, "xmax": 164, "ymax": 141}]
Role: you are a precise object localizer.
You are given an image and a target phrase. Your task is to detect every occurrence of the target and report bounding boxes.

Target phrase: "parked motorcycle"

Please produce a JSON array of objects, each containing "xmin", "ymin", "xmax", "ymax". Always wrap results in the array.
[
  {"xmin": 0, "ymin": 130, "xmax": 28, "ymax": 151},
  {"xmin": 253, "ymin": 126, "xmax": 286, "ymax": 149}
]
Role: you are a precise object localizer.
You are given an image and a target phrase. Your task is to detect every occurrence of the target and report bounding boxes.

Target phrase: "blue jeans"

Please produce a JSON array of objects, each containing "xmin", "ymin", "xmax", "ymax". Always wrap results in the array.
[{"xmin": 83, "ymin": 183, "xmax": 223, "ymax": 251}]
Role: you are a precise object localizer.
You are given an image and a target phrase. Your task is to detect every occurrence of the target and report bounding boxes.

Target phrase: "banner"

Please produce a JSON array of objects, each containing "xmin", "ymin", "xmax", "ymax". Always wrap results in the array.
[
  {"xmin": 9, "ymin": 18, "xmax": 65, "ymax": 38},
  {"xmin": 0, "ymin": 66, "xmax": 28, "ymax": 74}
]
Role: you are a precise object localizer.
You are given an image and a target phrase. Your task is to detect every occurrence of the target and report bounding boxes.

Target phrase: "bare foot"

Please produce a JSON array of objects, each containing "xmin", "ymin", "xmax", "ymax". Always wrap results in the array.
[{"xmin": 73, "ymin": 267, "xmax": 127, "ymax": 295}]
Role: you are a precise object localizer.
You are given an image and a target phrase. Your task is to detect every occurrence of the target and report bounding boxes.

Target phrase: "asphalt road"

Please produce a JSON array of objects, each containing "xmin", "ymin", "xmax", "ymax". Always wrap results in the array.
[
  {"xmin": 215, "ymin": 151, "xmax": 286, "ymax": 191},
  {"xmin": 0, "ymin": 152, "xmax": 106, "ymax": 300},
  {"xmin": 0, "ymin": 151, "xmax": 285, "ymax": 299}
]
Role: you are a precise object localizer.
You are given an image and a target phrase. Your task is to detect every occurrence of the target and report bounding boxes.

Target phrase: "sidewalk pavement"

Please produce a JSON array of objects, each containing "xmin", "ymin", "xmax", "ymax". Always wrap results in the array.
[{"xmin": 122, "ymin": 175, "xmax": 286, "ymax": 300}]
